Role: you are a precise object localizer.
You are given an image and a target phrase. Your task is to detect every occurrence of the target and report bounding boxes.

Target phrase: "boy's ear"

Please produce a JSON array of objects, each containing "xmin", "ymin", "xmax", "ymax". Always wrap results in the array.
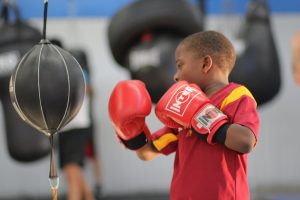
[{"xmin": 201, "ymin": 55, "xmax": 213, "ymax": 73}]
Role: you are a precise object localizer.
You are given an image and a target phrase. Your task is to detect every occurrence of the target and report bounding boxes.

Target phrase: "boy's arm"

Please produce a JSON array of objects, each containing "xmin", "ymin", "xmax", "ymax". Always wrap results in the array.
[
  {"xmin": 223, "ymin": 124, "xmax": 256, "ymax": 154},
  {"xmin": 109, "ymin": 80, "xmax": 177, "ymax": 159},
  {"xmin": 136, "ymin": 141, "xmax": 160, "ymax": 161},
  {"xmin": 155, "ymin": 81, "xmax": 259, "ymax": 154},
  {"xmin": 213, "ymin": 94, "xmax": 259, "ymax": 154},
  {"xmin": 137, "ymin": 126, "xmax": 179, "ymax": 160},
  {"xmin": 196, "ymin": 123, "xmax": 256, "ymax": 154}
]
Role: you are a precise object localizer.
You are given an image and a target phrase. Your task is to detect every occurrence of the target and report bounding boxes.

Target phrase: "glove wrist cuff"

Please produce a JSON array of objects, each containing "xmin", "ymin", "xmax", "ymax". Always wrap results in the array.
[
  {"xmin": 212, "ymin": 123, "xmax": 231, "ymax": 144},
  {"xmin": 121, "ymin": 132, "xmax": 148, "ymax": 150}
]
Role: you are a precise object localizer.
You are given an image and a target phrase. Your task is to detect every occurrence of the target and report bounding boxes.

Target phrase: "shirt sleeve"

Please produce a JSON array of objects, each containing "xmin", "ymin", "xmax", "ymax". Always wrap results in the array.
[
  {"xmin": 222, "ymin": 95, "xmax": 260, "ymax": 140},
  {"xmin": 151, "ymin": 126, "xmax": 178, "ymax": 155}
]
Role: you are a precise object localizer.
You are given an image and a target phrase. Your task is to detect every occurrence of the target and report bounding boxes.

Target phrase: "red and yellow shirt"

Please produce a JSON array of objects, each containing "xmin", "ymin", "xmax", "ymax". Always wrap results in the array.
[{"xmin": 152, "ymin": 83, "xmax": 260, "ymax": 200}]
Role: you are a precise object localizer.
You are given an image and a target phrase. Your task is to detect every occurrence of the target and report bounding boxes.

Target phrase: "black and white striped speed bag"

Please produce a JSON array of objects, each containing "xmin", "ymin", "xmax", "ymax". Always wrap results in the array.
[{"xmin": 9, "ymin": 39, "xmax": 86, "ymax": 136}]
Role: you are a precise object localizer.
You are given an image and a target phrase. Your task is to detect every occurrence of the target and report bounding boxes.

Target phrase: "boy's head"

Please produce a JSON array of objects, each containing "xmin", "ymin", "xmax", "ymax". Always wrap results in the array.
[{"xmin": 174, "ymin": 30, "xmax": 236, "ymax": 89}]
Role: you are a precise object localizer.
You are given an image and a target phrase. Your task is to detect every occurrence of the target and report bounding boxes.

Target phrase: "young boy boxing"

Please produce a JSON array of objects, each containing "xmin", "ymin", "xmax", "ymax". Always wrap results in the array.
[{"xmin": 109, "ymin": 30, "xmax": 260, "ymax": 200}]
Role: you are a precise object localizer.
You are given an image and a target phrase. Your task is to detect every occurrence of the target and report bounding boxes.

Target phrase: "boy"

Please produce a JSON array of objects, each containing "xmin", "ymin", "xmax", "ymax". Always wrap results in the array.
[{"xmin": 109, "ymin": 30, "xmax": 260, "ymax": 200}]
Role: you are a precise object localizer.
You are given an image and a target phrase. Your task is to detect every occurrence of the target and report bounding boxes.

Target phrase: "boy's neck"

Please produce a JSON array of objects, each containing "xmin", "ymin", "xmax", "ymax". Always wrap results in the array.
[{"xmin": 203, "ymin": 82, "xmax": 228, "ymax": 98}]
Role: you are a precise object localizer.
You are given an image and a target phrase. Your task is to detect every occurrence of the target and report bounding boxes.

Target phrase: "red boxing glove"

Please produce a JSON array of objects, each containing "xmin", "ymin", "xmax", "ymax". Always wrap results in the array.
[
  {"xmin": 155, "ymin": 81, "xmax": 228, "ymax": 144},
  {"xmin": 109, "ymin": 80, "xmax": 152, "ymax": 150}
]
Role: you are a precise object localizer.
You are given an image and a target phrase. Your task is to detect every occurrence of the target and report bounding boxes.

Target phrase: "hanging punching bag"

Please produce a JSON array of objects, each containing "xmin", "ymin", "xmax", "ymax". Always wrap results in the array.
[
  {"xmin": 229, "ymin": 0, "xmax": 281, "ymax": 106},
  {"xmin": 0, "ymin": 2, "xmax": 51, "ymax": 162},
  {"xmin": 127, "ymin": 32, "xmax": 183, "ymax": 103},
  {"xmin": 108, "ymin": 0, "xmax": 204, "ymax": 103},
  {"xmin": 9, "ymin": 1, "xmax": 85, "ymax": 198}
]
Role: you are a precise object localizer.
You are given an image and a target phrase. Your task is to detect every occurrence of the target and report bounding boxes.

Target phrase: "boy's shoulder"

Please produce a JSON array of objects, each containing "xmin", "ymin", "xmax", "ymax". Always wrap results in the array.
[
  {"xmin": 211, "ymin": 82, "xmax": 257, "ymax": 110},
  {"xmin": 211, "ymin": 82, "xmax": 244, "ymax": 99},
  {"xmin": 218, "ymin": 82, "xmax": 254, "ymax": 98}
]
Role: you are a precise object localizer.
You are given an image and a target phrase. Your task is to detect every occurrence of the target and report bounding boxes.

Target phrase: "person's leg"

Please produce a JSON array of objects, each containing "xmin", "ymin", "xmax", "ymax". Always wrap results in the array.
[
  {"xmin": 64, "ymin": 163, "xmax": 96, "ymax": 200},
  {"xmin": 81, "ymin": 172, "xmax": 96, "ymax": 200},
  {"xmin": 90, "ymin": 158, "xmax": 102, "ymax": 198},
  {"xmin": 84, "ymin": 128, "xmax": 103, "ymax": 198},
  {"xmin": 92, "ymin": 158, "xmax": 102, "ymax": 188},
  {"xmin": 59, "ymin": 129, "xmax": 95, "ymax": 200},
  {"xmin": 64, "ymin": 164, "xmax": 83, "ymax": 200}
]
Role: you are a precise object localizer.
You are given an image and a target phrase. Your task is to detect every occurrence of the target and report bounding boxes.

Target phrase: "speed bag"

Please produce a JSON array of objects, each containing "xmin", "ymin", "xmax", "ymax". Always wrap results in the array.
[
  {"xmin": 108, "ymin": 0, "xmax": 204, "ymax": 103},
  {"xmin": 0, "ymin": 4, "xmax": 51, "ymax": 162},
  {"xmin": 9, "ymin": 39, "xmax": 86, "ymax": 136},
  {"xmin": 229, "ymin": 0, "xmax": 281, "ymax": 106}
]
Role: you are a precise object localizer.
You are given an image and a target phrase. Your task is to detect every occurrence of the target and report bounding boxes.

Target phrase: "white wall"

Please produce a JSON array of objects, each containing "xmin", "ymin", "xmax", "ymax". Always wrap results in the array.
[{"xmin": 0, "ymin": 14, "xmax": 300, "ymax": 198}]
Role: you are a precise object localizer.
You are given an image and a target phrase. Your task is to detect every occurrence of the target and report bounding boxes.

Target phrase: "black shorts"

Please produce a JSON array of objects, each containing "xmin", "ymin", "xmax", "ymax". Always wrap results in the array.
[{"xmin": 58, "ymin": 128, "xmax": 89, "ymax": 168}]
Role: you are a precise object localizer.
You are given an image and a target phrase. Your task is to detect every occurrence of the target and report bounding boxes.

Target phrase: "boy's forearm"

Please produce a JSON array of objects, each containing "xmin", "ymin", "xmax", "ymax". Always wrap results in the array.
[
  {"xmin": 136, "ymin": 141, "xmax": 160, "ymax": 161},
  {"xmin": 224, "ymin": 124, "xmax": 256, "ymax": 154}
]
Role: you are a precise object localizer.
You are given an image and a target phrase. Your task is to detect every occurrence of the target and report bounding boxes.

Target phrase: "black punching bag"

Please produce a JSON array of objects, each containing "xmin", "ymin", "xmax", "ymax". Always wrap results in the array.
[
  {"xmin": 0, "ymin": 2, "xmax": 51, "ymax": 162},
  {"xmin": 9, "ymin": 0, "xmax": 85, "ymax": 195},
  {"xmin": 108, "ymin": 0, "xmax": 204, "ymax": 103},
  {"xmin": 230, "ymin": 0, "xmax": 281, "ymax": 106},
  {"xmin": 127, "ymin": 32, "xmax": 183, "ymax": 103}
]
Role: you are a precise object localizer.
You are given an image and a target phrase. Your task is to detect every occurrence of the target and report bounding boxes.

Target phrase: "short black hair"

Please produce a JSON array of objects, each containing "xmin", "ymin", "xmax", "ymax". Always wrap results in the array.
[{"xmin": 180, "ymin": 30, "xmax": 236, "ymax": 72}]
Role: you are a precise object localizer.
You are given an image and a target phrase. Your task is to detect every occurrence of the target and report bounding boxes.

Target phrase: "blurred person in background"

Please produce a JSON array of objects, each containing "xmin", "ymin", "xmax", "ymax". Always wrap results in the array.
[
  {"xmin": 58, "ymin": 65, "xmax": 97, "ymax": 200},
  {"xmin": 291, "ymin": 31, "xmax": 300, "ymax": 85},
  {"xmin": 51, "ymin": 39, "xmax": 98, "ymax": 200}
]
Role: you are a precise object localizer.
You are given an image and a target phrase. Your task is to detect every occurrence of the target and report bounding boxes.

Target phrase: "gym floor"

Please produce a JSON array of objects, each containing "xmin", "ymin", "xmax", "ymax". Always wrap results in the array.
[
  {"xmin": 0, "ymin": 194, "xmax": 170, "ymax": 200},
  {"xmin": 4, "ymin": 194, "xmax": 300, "ymax": 200}
]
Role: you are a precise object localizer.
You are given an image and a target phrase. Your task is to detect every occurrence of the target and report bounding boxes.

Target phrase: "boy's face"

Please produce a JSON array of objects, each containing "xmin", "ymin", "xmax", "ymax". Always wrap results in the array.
[{"xmin": 174, "ymin": 44, "xmax": 207, "ymax": 88}]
